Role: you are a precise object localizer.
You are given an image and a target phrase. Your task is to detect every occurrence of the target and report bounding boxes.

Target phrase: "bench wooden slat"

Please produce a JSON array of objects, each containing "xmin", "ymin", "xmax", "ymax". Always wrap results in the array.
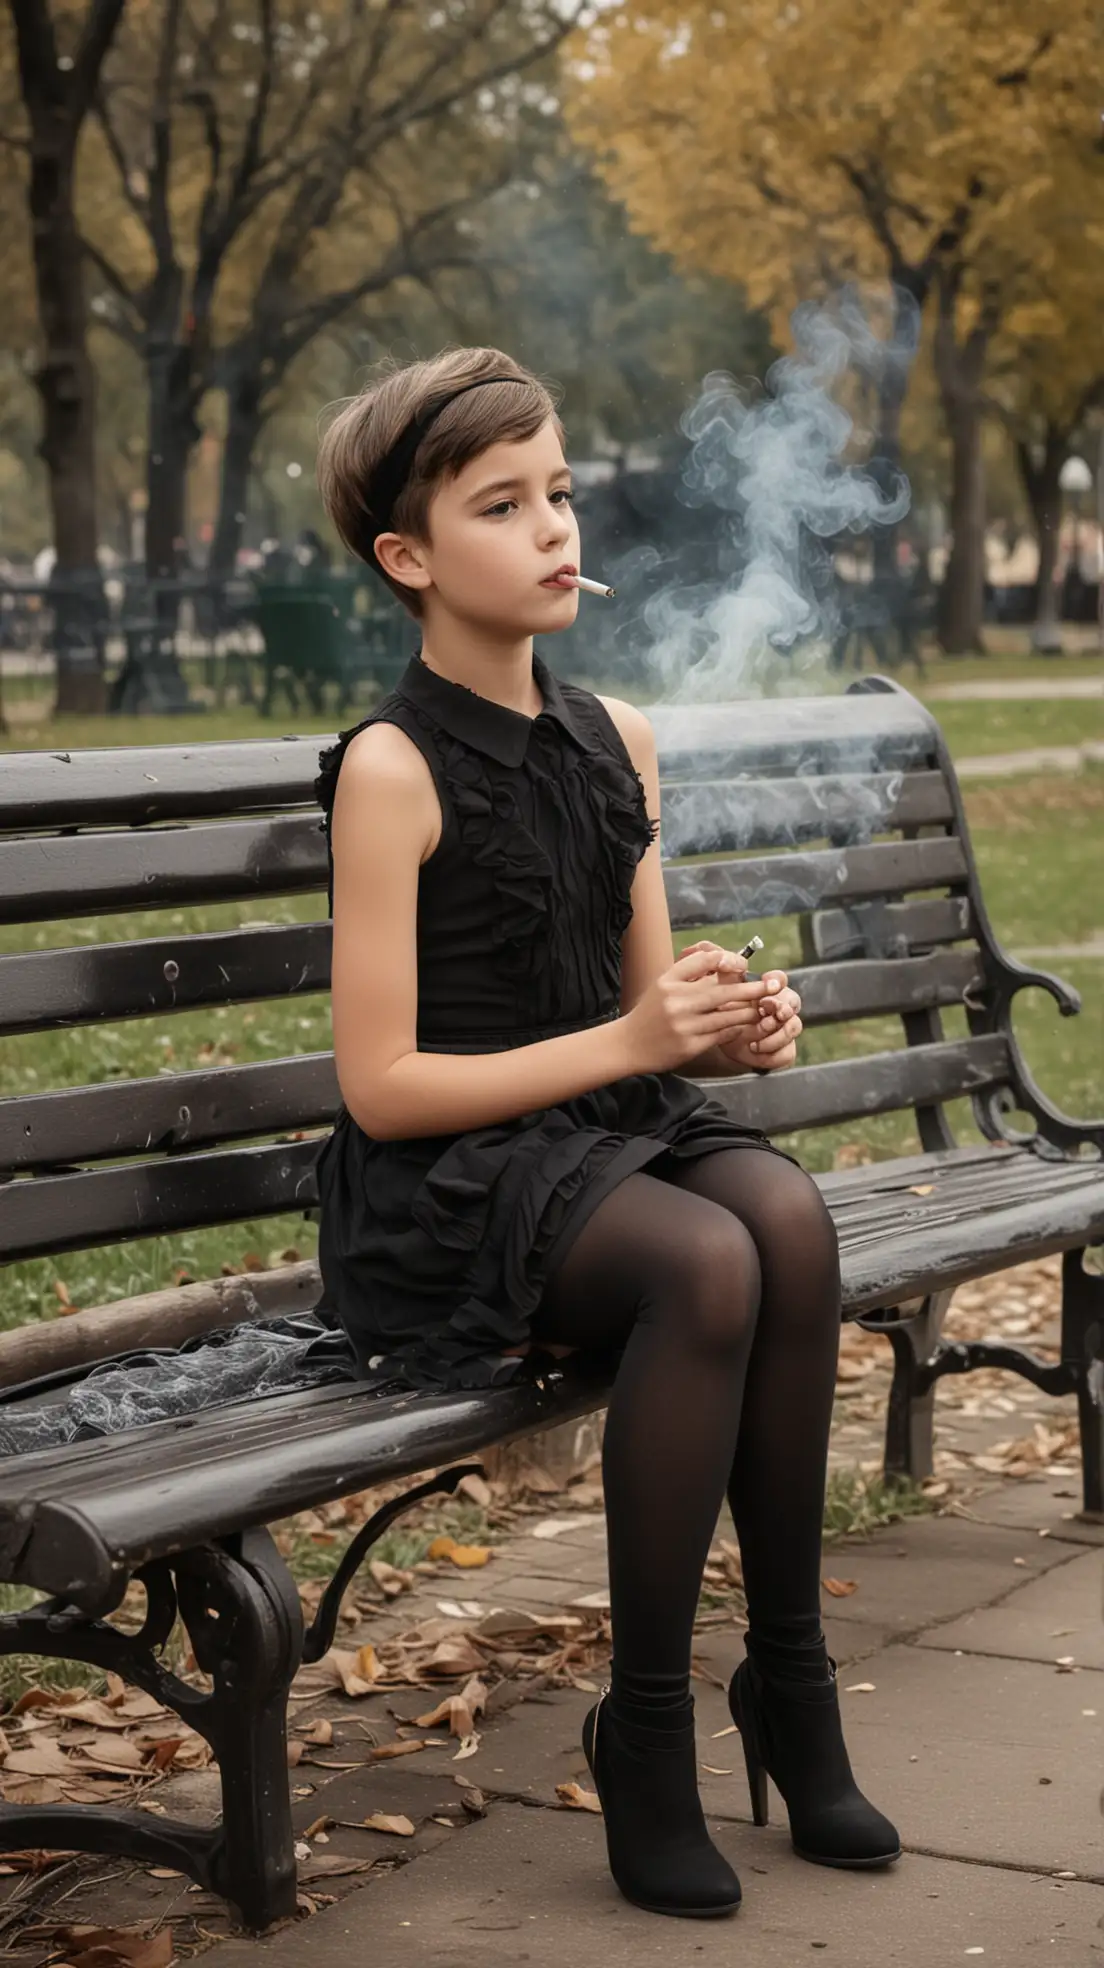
[
  {"xmin": 666, "ymin": 836, "xmax": 967, "ymax": 929},
  {"xmin": 0, "ymin": 1055, "xmax": 339, "ymax": 1172},
  {"xmin": 0, "ymin": 738, "xmax": 326, "ymax": 830},
  {"xmin": 0, "ymin": 1031, "xmax": 1009, "ymax": 1255},
  {"xmin": 0, "ymin": 1139, "xmax": 322, "ymax": 1262},
  {"xmin": 646, "ymin": 693, "xmax": 938, "ymax": 779},
  {"xmin": 698, "ymin": 1033, "xmax": 1010, "ymax": 1134},
  {"xmin": 1, "ymin": 694, "xmax": 937, "ymax": 832},
  {"xmin": 810, "ymin": 895, "xmax": 972, "ymax": 960},
  {"xmin": 661, "ymin": 769, "xmax": 952, "ymax": 854},
  {"xmin": 0, "ymin": 816, "xmax": 327, "ymax": 923},
  {"xmin": 790, "ymin": 950, "xmax": 982, "ymax": 1025},
  {"xmin": 0, "ymin": 923, "xmax": 331, "ymax": 1036},
  {"xmin": 0, "ymin": 932, "xmax": 981, "ymax": 1045},
  {"xmin": 0, "ymin": 820, "xmax": 965, "ymax": 933},
  {"xmin": 0, "ymin": 949, "xmax": 985, "ymax": 1170}
]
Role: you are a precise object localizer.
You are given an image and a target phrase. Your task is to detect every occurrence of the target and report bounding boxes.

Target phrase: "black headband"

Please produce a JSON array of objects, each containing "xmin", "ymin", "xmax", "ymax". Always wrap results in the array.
[{"xmin": 362, "ymin": 374, "xmax": 531, "ymax": 568}]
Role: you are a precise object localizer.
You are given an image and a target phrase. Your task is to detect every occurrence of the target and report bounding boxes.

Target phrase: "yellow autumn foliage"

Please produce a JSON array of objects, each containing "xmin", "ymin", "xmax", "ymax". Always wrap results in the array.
[{"xmin": 564, "ymin": 0, "xmax": 1104, "ymax": 360}]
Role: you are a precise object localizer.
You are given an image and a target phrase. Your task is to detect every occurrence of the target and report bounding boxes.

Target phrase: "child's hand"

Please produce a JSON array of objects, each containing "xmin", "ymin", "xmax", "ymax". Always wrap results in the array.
[
  {"xmin": 715, "ymin": 963, "xmax": 803, "ymax": 1073},
  {"xmin": 678, "ymin": 940, "xmax": 764, "ymax": 1032}
]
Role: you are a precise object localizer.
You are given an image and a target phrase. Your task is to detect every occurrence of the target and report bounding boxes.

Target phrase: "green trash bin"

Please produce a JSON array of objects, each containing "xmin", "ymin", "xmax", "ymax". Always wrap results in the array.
[{"xmin": 253, "ymin": 574, "xmax": 410, "ymax": 715}]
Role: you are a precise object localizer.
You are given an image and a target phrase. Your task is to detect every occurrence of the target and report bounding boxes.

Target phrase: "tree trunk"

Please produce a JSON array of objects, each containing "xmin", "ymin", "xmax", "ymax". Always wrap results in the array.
[
  {"xmin": 112, "ymin": 340, "xmax": 198, "ymax": 713},
  {"xmin": 1015, "ymin": 428, "xmax": 1067, "ymax": 654},
  {"xmin": 210, "ymin": 372, "xmax": 266, "ymax": 577},
  {"xmin": 11, "ymin": 0, "xmax": 127, "ymax": 715},
  {"xmin": 23, "ymin": 82, "xmax": 106, "ymax": 713},
  {"xmin": 933, "ymin": 271, "xmax": 994, "ymax": 656}
]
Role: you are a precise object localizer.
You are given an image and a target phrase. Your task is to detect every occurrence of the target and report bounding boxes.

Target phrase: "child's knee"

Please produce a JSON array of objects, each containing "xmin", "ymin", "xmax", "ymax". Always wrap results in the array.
[{"xmin": 668, "ymin": 1215, "xmax": 761, "ymax": 1361}]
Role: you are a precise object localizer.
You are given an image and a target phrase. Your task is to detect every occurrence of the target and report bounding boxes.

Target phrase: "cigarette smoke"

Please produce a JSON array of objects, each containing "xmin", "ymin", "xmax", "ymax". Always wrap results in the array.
[{"xmin": 631, "ymin": 288, "xmax": 916, "ymax": 704}]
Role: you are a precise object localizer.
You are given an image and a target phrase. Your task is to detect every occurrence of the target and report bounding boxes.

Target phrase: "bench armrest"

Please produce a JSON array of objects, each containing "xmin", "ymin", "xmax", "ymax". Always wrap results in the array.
[{"xmin": 973, "ymin": 949, "xmax": 1104, "ymax": 1158}]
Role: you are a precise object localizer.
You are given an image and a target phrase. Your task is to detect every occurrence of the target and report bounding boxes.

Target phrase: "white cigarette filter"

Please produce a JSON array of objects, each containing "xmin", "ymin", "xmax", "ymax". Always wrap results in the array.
[{"xmin": 570, "ymin": 574, "xmax": 616, "ymax": 598}]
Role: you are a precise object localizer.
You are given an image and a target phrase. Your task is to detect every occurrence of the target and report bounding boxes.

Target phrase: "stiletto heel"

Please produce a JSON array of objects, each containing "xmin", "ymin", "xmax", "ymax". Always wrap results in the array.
[
  {"xmin": 581, "ymin": 1689, "xmax": 742, "ymax": 1918},
  {"xmin": 740, "ymin": 1728, "xmax": 770, "ymax": 1827},
  {"xmin": 729, "ymin": 1652, "xmax": 900, "ymax": 1868}
]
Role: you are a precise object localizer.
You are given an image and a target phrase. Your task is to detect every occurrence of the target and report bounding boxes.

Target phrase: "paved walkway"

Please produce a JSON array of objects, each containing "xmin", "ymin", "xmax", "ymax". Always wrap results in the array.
[
  {"xmin": 201, "ymin": 1490, "xmax": 1104, "ymax": 1966},
  {"xmin": 957, "ymin": 740, "xmax": 1104, "ymax": 778},
  {"xmin": 927, "ymin": 679, "xmax": 1103, "ymax": 701},
  {"xmin": 29, "ymin": 1479, "xmax": 1102, "ymax": 1964}
]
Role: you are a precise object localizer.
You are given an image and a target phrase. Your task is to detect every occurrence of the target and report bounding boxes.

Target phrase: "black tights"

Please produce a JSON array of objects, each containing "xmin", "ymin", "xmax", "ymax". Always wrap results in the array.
[{"xmin": 532, "ymin": 1148, "xmax": 841, "ymax": 1718}]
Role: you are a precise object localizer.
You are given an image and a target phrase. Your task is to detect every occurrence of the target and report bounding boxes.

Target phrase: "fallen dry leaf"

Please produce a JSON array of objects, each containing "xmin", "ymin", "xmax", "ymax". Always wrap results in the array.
[
  {"xmin": 359, "ymin": 1813, "xmax": 415, "ymax": 1837},
  {"xmin": 300, "ymin": 1719, "xmax": 334, "ymax": 1748},
  {"xmin": 845, "ymin": 1682, "xmax": 877, "ymax": 1694},
  {"xmin": 3, "ymin": 1739, "xmax": 72, "ymax": 1777},
  {"xmin": 369, "ymin": 1741, "xmax": 424, "ymax": 1762},
  {"xmin": 298, "ymin": 1856, "xmax": 374, "ymax": 1883},
  {"xmin": 0, "ymin": 1778, "xmax": 66, "ymax": 1804},
  {"xmin": 822, "ymin": 1578, "xmax": 859, "ymax": 1598},
  {"xmin": 426, "ymin": 1536, "xmax": 491, "ymax": 1569},
  {"xmin": 453, "ymin": 1732, "xmax": 480, "ymax": 1761},
  {"xmin": 311, "ymin": 1645, "xmax": 382, "ymax": 1699},
  {"xmin": 50, "ymin": 1925, "xmax": 174, "ymax": 1967},
  {"xmin": 907, "ymin": 1184, "xmax": 935, "ymax": 1196},
  {"xmin": 555, "ymin": 1781, "xmax": 601, "ymax": 1813},
  {"xmin": 415, "ymin": 1674, "xmax": 487, "ymax": 1740}
]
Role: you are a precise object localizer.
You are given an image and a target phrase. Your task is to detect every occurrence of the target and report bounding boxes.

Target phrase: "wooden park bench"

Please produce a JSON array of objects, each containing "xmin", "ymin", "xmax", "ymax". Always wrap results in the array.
[{"xmin": 0, "ymin": 676, "xmax": 1100, "ymax": 1928}]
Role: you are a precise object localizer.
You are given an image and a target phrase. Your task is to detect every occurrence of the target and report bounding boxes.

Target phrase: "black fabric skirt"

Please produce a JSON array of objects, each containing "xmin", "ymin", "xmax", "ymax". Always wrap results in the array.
[{"xmin": 315, "ymin": 1065, "xmax": 790, "ymax": 1392}]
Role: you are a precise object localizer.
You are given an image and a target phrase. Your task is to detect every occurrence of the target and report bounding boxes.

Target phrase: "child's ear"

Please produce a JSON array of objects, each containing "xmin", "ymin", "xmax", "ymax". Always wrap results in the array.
[{"xmin": 374, "ymin": 532, "xmax": 432, "ymax": 591}]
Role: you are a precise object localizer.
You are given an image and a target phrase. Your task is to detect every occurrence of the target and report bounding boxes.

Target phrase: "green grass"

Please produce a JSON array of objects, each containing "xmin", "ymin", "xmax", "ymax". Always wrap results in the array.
[
  {"xmin": 821, "ymin": 1470, "xmax": 936, "ymax": 1542},
  {"xmin": 918, "ymin": 696, "xmax": 1103, "ymax": 761}
]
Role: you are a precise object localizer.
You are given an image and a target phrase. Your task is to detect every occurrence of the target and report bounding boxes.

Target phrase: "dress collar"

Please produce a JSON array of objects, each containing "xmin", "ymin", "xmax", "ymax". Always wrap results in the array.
[{"xmin": 396, "ymin": 649, "xmax": 596, "ymax": 768}]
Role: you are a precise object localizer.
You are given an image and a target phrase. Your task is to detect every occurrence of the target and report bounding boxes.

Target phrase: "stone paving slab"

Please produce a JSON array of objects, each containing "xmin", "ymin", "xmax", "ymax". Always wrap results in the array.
[
  {"xmin": 801, "ymin": 1513, "xmax": 1076, "ymax": 1639},
  {"xmin": 960, "ymin": 1479, "xmax": 1104, "ymax": 1547},
  {"xmin": 798, "ymin": 1644, "xmax": 1104, "ymax": 1878},
  {"xmin": 922, "ymin": 1548, "xmax": 1104, "ymax": 1669},
  {"xmin": 198, "ymin": 1797, "xmax": 1104, "ymax": 1968}
]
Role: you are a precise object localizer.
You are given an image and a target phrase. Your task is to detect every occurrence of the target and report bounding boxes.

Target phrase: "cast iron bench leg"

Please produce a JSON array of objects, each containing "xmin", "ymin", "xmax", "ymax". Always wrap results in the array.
[
  {"xmin": 0, "ymin": 1528, "xmax": 303, "ymax": 1933},
  {"xmin": 1061, "ymin": 1247, "xmax": 1104, "ymax": 1520},
  {"xmin": 874, "ymin": 1291, "xmax": 952, "ymax": 1484},
  {"xmin": 175, "ymin": 1528, "xmax": 305, "ymax": 1929}
]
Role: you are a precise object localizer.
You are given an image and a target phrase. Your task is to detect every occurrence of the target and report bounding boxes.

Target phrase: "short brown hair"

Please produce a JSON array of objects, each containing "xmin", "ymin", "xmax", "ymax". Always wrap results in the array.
[{"xmin": 316, "ymin": 347, "xmax": 564, "ymax": 619}]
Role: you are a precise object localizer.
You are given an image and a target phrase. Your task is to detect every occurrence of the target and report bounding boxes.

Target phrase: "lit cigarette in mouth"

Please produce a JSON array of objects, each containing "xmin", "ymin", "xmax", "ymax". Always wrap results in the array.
[{"xmin": 568, "ymin": 574, "xmax": 616, "ymax": 599}]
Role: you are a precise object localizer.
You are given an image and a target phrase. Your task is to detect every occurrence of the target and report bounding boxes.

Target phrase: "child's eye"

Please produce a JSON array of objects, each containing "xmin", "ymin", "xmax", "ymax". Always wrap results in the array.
[{"xmin": 481, "ymin": 489, "xmax": 575, "ymax": 518}]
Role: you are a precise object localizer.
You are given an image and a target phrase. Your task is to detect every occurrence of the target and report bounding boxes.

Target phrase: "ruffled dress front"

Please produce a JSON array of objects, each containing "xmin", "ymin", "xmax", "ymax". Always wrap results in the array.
[{"xmin": 314, "ymin": 650, "xmax": 776, "ymax": 1391}]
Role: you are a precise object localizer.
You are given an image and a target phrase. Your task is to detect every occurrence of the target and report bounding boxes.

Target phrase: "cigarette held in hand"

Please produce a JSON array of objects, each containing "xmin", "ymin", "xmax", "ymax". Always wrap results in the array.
[
  {"xmin": 568, "ymin": 574, "xmax": 616, "ymax": 599},
  {"xmin": 737, "ymin": 935, "xmax": 765, "ymax": 961}
]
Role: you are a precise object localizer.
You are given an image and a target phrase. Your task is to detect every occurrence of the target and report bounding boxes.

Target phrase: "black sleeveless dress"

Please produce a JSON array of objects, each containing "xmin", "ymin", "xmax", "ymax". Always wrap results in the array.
[{"xmin": 313, "ymin": 650, "xmax": 778, "ymax": 1392}]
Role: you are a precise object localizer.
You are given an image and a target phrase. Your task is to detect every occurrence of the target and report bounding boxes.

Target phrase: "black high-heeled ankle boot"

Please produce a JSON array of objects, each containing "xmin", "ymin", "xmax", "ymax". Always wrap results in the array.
[
  {"xmin": 728, "ymin": 1654, "xmax": 900, "ymax": 1868},
  {"xmin": 582, "ymin": 1689, "xmax": 742, "ymax": 1918}
]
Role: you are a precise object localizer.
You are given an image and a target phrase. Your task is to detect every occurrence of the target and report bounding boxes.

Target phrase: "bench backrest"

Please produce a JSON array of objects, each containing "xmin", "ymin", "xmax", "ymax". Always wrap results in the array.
[{"xmin": 0, "ymin": 679, "xmax": 1016, "ymax": 1267}]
